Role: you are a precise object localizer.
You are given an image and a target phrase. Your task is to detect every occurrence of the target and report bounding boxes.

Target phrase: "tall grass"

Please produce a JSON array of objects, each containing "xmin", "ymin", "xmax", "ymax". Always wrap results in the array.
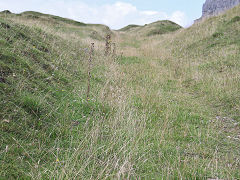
[{"xmin": 1, "ymin": 6, "xmax": 240, "ymax": 179}]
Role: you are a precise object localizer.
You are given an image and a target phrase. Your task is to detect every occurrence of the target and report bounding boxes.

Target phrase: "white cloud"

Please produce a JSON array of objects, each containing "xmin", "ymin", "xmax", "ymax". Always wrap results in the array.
[
  {"xmin": 141, "ymin": 11, "xmax": 159, "ymax": 16},
  {"xmin": 169, "ymin": 11, "xmax": 188, "ymax": 27},
  {"xmin": 0, "ymin": 0, "xmax": 190, "ymax": 29}
]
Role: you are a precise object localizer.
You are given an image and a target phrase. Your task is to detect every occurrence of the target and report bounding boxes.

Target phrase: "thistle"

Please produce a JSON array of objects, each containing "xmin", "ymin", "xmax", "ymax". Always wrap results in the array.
[{"xmin": 86, "ymin": 43, "xmax": 94, "ymax": 101}]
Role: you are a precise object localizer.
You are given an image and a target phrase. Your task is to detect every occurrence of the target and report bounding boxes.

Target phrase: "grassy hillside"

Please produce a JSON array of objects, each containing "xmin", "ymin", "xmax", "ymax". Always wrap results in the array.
[
  {"xmin": 118, "ymin": 24, "xmax": 141, "ymax": 31},
  {"xmin": 119, "ymin": 20, "xmax": 182, "ymax": 36},
  {"xmin": 1, "ymin": 5, "xmax": 240, "ymax": 179},
  {"xmin": 0, "ymin": 11, "xmax": 112, "ymax": 43},
  {"xmin": 0, "ymin": 13, "xmax": 110, "ymax": 179},
  {"xmin": 116, "ymin": 20, "xmax": 182, "ymax": 52}
]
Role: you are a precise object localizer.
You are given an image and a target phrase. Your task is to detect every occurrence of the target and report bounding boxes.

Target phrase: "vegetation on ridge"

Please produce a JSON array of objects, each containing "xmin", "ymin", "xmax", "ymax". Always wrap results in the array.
[
  {"xmin": 118, "ymin": 24, "xmax": 141, "ymax": 31},
  {"xmin": 119, "ymin": 20, "xmax": 182, "ymax": 36}
]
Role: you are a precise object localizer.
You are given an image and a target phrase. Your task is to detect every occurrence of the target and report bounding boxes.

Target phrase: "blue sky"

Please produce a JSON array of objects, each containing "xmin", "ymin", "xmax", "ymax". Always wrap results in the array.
[
  {"xmin": 0, "ymin": 0, "xmax": 206, "ymax": 29},
  {"xmin": 89, "ymin": 0, "xmax": 205, "ymax": 17}
]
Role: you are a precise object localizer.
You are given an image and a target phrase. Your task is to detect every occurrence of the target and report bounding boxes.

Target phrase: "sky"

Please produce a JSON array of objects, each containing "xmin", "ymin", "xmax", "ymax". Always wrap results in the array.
[{"xmin": 0, "ymin": 0, "xmax": 206, "ymax": 29}]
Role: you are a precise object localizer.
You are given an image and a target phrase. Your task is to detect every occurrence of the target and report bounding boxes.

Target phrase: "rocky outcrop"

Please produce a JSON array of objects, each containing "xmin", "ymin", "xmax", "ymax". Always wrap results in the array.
[
  {"xmin": 202, "ymin": 0, "xmax": 240, "ymax": 17},
  {"xmin": 196, "ymin": 0, "xmax": 240, "ymax": 22}
]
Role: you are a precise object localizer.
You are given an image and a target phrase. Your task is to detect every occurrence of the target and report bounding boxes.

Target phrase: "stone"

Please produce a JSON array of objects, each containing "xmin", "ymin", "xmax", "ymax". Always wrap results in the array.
[
  {"xmin": 196, "ymin": 0, "xmax": 240, "ymax": 22},
  {"xmin": 202, "ymin": 0, "xmax": 240, "ymax": 17}
]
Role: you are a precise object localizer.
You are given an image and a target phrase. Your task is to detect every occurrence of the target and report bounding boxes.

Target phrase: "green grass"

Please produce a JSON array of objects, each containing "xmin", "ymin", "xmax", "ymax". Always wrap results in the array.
[
  {"xmin": 0, "ymin": 11, "xmax": 112, "ymax": 43},
  {"xmin": 117, "ymin": 56, "xmax": 143, "ymax": 65},
  {"xmin": 118, "ymin": 20, "xmax": 182, "ymax": 36},
  {"xmin": 118, "ymin": 24, "xmax": 141, "ymax": 31},
  {"xmin": 0, "ymin": 6, "xmax": 240, "ymax": 179},
  {"xmin": 146, "ymin": 20, "xmax": 182, "ymax": 36},
  {"xmin": 20, "ymin": 11, "xmax": 87, "ymax": 27},
  {"xmin": 0, "ymin": 18, "xmax": 109, "ymax": 179}
]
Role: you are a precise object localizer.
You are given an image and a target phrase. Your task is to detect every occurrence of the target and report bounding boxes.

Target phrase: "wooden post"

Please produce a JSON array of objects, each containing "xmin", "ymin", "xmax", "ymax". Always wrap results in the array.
[{"xmin": 87, "ymin": 43, "xmax": 94, "ymax": 101}]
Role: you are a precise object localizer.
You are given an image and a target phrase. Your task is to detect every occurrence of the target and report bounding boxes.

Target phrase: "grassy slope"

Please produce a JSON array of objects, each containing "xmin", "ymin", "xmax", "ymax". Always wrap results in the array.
[
  {"xmin": 115, "ymin": 6, "xmax": 240, "ymax": 179},
  {"xmin": 118, "ymin": 24, "xmax": 141, "ymax": 31},
  {"xmin": 118, "ymin": 20, "xmax": 182, "ymax": 36},
  {"xmin": 0, "ymin": 6, "xmax": 240, "ymax": 179},
  {"xmin": 2, "ymin": 11, "xmax": 112, "ymax": 43},
  {"xmin": 0, "ymin": 13, "xmax": 110, "ymax": 179},
  {"xmin": 116, "ymin": 20, "xmax": 182, "ymax": 51}
]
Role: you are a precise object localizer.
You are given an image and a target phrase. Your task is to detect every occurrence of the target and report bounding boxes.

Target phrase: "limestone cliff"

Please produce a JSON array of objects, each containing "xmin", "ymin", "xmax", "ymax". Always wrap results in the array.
[
  {"xmin": 202, "ymin": 0, "xmax": 240, "ymax": 17},
  {"xmin": 196, "ymin": 0, "xmax": 240, "ymax": 22}
]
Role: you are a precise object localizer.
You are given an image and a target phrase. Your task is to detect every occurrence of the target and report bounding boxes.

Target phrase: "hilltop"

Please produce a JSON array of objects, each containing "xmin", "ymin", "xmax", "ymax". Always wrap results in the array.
[
  {"xmin": 0, "ymin": 10, "xmax": 112, "ymax": 42},
  {"xmin": 118, "ymin": 20, "xmax": 182, "ymax": 36},
  {"xmin": 1, "ymin": 5, "xmax": 240, "ymax": 179}
]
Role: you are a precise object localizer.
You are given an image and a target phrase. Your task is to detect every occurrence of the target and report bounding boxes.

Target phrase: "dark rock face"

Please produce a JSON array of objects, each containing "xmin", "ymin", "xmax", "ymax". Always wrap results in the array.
[{"xmin": 202, "ymin": 0, "xmax": 240, "ymax": 17}]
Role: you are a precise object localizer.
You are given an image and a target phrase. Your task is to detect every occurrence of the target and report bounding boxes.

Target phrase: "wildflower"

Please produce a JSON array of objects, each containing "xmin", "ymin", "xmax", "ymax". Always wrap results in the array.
[{"xmin": 56, "ymin": 158, "xmax": 59, "ymax": 162}]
